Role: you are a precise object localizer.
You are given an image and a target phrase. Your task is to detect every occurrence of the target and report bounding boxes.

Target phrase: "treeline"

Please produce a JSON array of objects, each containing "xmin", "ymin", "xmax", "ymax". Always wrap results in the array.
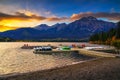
[
  {"xmin": 89, "ymin": 21, "xmax": 120, "ymax": 49},
  {"xmin": 14, "ymin": 39, "xmax": 87, "ymax": 42},
  {"xmin": 0, "ymin": 36, "xmax": 15, "ymax": 42},
  {"xmin": 0, "ymin": 37, "xmax": 87, "ymax": 42}
]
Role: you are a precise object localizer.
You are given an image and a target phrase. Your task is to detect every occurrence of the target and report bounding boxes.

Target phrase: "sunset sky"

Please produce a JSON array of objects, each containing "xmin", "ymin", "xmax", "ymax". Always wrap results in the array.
[{"xmin": 0, "ymin": 0, "xmax": 120, "ymax": 32}]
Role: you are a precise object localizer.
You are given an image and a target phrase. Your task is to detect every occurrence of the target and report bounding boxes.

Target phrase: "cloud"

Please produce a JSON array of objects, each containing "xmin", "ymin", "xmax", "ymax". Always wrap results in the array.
[
  {"xmin": 70, "ymin": 12, "xmax": 120, "ymax": 21},
  {"xmin": 70, "ymin": 12, "xmax": 92, "ymax": 20},
  {"xmin": 0, "ymin": 11, "xmax": 68, "ymax": 22},
  {"xmin": 0, "ymin": 12, "xmax": 46, "ymax": 21},
  {"xmin": 1, "ymin": 11, "xmax": 120, "ymax": 23},
  {"xmin": 47, "ymin": 17, "xmax": 68, "ymax": 21},
  {"xmin": 0, "ymin": 11, "xmax": 120, "ymax": 32},
  {"xmin": 0, "ymin": 11, "xmax": 68, "ymax": 31}
]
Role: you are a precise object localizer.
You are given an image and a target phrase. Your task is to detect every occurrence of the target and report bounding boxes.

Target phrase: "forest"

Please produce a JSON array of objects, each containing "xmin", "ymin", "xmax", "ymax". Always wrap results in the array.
[{"xmin": 89, "ymin": 21, "xmax": 120, "ymax": 49}]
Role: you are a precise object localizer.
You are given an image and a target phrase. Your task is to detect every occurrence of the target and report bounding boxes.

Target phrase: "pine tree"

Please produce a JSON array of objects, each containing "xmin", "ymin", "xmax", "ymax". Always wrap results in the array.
[{"xmin": 116, "ymin": 21, "xmax": 120, "ymax": 39}]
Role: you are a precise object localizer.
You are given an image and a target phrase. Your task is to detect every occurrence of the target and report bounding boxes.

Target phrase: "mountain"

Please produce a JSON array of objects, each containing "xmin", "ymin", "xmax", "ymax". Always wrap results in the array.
[
  {"xmin": 68, "ymin": 16, "xmax": 115, "ymax": 33},
  {"xmin": 0, "ymin": 28, "xmax": 44, "ymax": 40},
  {"xmin": 46, "ymin": 16, "xmax": 115, "ymax": 39},
  {"xmin": 34, "ymin": 24, "xmax": 49, "ymax": 30},
  {"xmin": 0, "ymin": 16, "xmax": 116, "ymax": 40},
  {"xmin": 35, "ymin": 23, "xmax": 67, "ymax": 31}
]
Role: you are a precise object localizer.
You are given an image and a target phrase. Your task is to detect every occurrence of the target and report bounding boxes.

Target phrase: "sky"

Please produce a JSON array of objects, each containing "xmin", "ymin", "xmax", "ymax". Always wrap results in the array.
[{"xmin": 0, "ymin": 0, "xmax": 120, "ymax": 32}]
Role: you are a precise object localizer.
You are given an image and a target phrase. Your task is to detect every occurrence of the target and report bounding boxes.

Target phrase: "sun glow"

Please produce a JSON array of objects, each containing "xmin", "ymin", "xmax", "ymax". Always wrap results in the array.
[
  {"xmin": 0, "ymin": 19, "xmax": 42, "ymax": 32},
  {"xmin": 0, "ymin": 26, "xmax": 17, "ymax": 32},
  {"xmin": 0, "ymin": 20, "xmax": 19, "ymax": 27}
]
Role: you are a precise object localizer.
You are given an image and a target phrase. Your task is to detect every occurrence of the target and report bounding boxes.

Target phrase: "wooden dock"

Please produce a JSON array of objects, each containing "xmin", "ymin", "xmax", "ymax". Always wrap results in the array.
[
  {"xmin": 33, "ymin": 50, "xmax": 79, "ymax": 54},
  {"xmin": 33, "ymin": 48, "xmax": 120, "ymax": 58},
  {"xmin": 75, "ymin": 48, "xmax": 120, "ymax": 58}
]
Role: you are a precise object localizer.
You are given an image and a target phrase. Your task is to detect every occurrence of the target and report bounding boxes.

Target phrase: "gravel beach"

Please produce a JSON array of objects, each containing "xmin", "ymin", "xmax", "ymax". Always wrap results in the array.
[{"xmin": 1, "ymin": 58, "xmax": 120, "ymax": 80}]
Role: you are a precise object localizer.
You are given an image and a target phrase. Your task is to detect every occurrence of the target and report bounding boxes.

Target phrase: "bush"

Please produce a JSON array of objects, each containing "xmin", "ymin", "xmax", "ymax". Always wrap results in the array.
[{"xmin": 111, "ymin": 40, "xmax": 120, "ymax": 49}]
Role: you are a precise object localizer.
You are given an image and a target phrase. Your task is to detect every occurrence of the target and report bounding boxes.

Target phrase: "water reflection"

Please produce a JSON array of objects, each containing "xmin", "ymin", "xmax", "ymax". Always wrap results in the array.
[
  {"xmin": 51, "ymin": 52, "xmax": 93, "ymax": 61},
  {"xmin": 0, "ymin": 42, "xmax": 95, "ymax": 75}
]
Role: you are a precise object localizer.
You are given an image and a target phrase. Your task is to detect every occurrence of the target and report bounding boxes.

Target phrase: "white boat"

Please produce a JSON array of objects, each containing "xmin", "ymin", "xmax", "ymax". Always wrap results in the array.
[{"xmin": 84, "ymin": 46, "xmax": 103, "ymax": 50}]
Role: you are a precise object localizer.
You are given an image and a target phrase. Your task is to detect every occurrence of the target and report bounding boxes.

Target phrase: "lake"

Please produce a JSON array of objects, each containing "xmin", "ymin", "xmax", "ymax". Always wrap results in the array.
[{"xmin": 0, "ymin": 42, "xmax": 97, "ymax": 75}]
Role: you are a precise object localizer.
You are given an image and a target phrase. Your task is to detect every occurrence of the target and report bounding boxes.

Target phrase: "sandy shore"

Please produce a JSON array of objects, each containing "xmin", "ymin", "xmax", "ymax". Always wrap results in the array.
[{"xmin": 0, "ymin": 57, "xmax": 120, "ymax": 80}]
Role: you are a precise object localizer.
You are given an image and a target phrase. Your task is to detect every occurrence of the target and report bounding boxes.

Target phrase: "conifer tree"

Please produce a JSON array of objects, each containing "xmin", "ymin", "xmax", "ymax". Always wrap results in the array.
[{"xmin": 116, "ymin": 21, "xmax": 120, "ymax": 39}]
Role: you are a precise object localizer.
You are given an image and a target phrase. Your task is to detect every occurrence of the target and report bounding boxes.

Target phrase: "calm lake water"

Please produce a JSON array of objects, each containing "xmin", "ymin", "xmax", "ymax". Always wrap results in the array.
[{"xmin": 0, "ymin": 42, "xmax": 97, "ymax": 75}]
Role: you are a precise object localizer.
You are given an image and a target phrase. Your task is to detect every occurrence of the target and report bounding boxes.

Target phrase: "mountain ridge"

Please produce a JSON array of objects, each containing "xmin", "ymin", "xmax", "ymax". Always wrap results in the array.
[{"xmin": 0, "ymin": 16, "xmax": 116, "ymax": 40}]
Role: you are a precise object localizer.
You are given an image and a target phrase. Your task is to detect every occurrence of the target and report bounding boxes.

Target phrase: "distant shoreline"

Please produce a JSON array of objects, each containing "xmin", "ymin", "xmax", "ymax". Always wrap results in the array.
[{"xmin": 0, "ymin": 39, "xmax": 88, "ymax": 42}]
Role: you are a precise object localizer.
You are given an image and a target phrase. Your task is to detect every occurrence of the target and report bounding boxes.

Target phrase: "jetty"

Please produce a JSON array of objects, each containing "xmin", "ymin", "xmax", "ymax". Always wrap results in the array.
[
  {"xmin": 33, "ymin": 50, "xmax": 78, "ymax": 54},
  {"xmin": 21, "ymin": 44, "xmax": 120, "ymax": 58},
  {"xmin": 33, "ymin": 48, "xmax": 120, "ymax": 58},
  {"xmin": 74, "ymin": 48, "xmax": 120, "ymax": 58}
]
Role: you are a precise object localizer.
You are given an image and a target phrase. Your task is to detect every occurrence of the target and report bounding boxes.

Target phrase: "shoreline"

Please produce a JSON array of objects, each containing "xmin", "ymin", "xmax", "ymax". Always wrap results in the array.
[
  {"xmin": 0, "ymin": 57, "xmax": 99, "ymax": 77},
  {"xmin": 0, "ymin": 57, "xmax": 120, "ymax": 80},
  {"xmin": 0, "ymin": 48, "xmax": 120, "ymax": 80},
  {"xmin": 0, "ymin": 42, "xmax": 120, "ymax": 80}
]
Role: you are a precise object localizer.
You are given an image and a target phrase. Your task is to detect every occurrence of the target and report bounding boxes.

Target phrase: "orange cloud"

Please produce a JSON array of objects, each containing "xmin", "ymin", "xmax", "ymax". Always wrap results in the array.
[
  {"xmin": 0, "ymin": 11, "xmax": 120, "ymax": 32},
  {"xmin": 47, "ymin": 17, "xmax": 68, "ymax": 21},
  {"xmin": 70, "ymin": 12, "xmax": 120, "ymax": 21},
  {"xmin": 0, "ymin": 11, "xmax": 46, "ymax": 31},
  {"xmin": 0, "ymin": 11, "xmax": 46, "ymax": 21},
  {"xmin": 0, "ymin": 11, "xmax": 69, "ymax": 31}
]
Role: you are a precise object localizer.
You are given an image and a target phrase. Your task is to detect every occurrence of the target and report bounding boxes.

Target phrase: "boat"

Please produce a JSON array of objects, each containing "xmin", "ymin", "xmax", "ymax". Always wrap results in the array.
[
  {"xmin": 57, "ymin": 46, "xmax": 71, "ymax": 50},
  {"xmin": 84, "ymin": 46, "xmax": 104, "ymax": 50},
  {"xmin": 21, "ymin": 44, "xmax": 57, "ymax": 49},
  {"xmin": 33, "ymin": 46, "xmax": 78, "ymax": 54},
  {"xmin": 33, "ymin": 46, "xmax": 52, "ymax": 51}
]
